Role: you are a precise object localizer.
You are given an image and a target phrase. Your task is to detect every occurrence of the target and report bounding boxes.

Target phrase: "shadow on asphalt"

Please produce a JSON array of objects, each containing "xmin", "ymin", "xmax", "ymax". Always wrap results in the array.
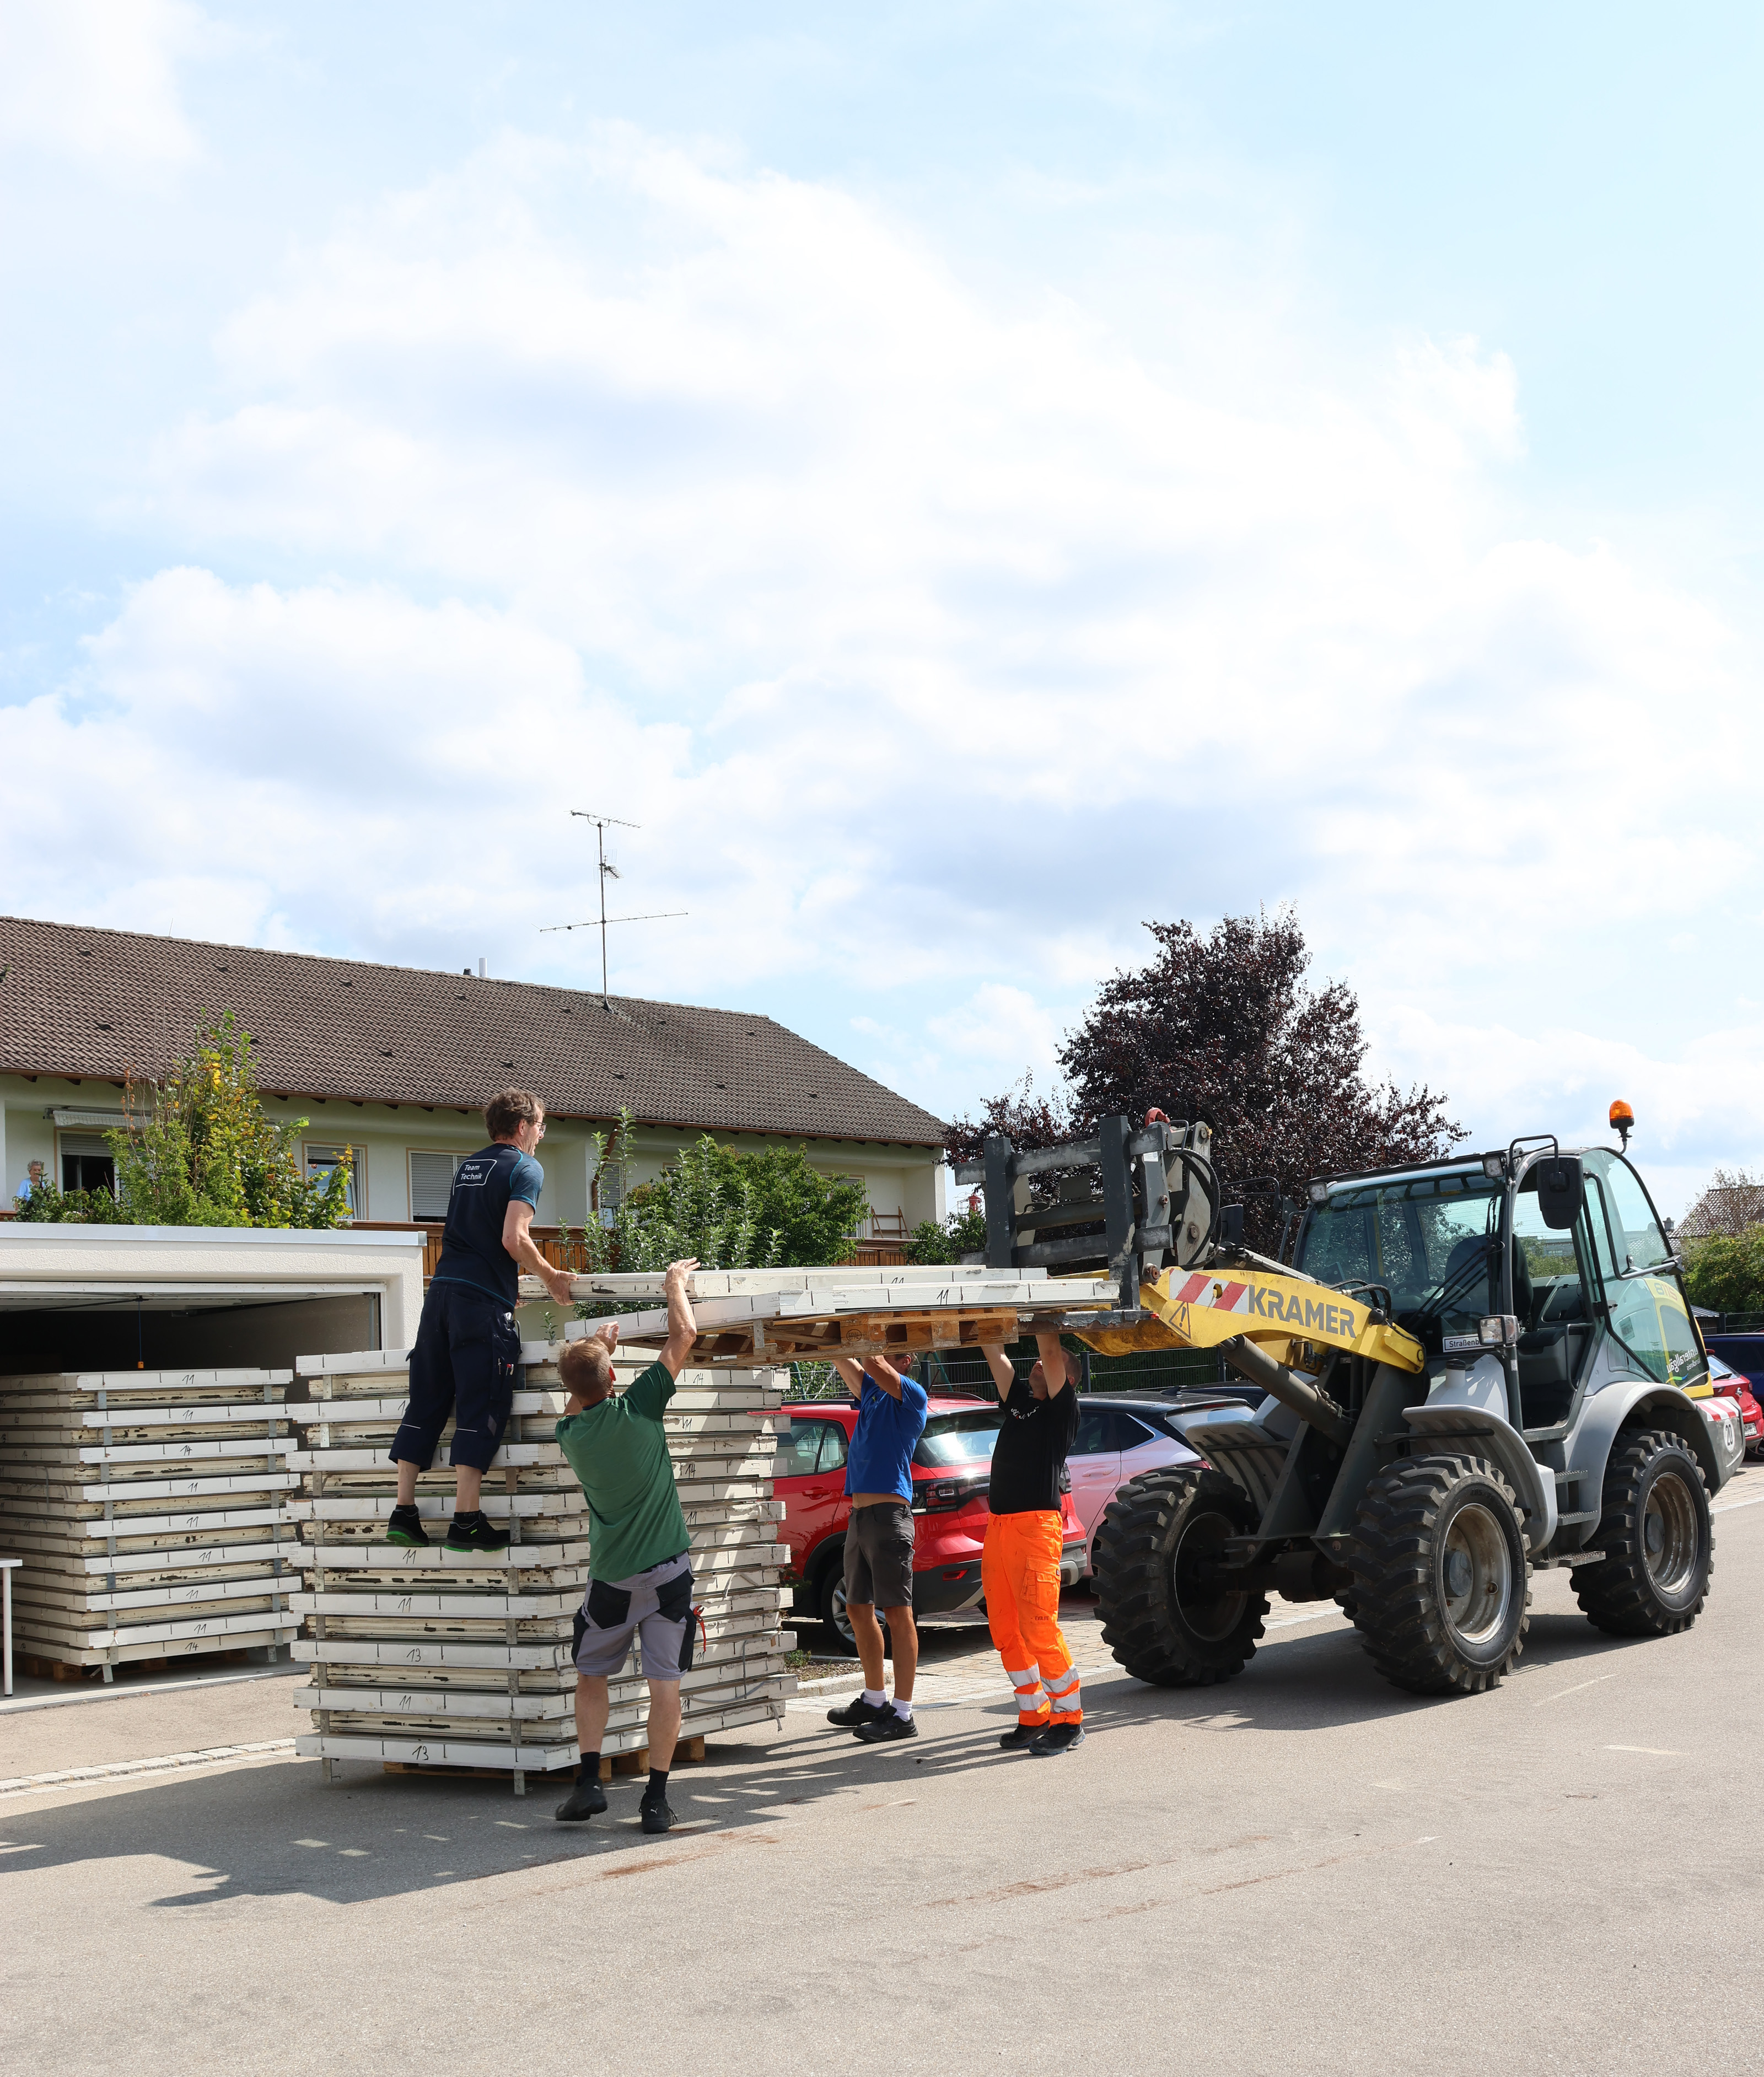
[{"xmin": 0, "ymin": 1586, "xmax": 1679, "ymax": 1908}]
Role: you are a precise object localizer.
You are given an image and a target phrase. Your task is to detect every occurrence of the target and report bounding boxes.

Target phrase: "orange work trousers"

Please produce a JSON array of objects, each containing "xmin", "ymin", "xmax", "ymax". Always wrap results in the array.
[{"xmin": 982, "ymin": 1510, "xmax": 1082, "ymax": 1726}]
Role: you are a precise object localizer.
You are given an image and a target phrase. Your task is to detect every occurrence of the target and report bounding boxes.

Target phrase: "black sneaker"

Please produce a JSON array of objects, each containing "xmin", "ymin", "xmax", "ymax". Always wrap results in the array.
[
  {"xmin": 998, "ymin": 1723, "xmax": 1046, "ymax": 1751},
  {"xmin": 853, "ymin": 1707, "xmax": 919, "ymax": 1745},
  {"xmin": 827, "ymin": 1695, "xmax": 890, "ymax": 1728},
  {"xmin": 1029, "ymin": 1723, "xmax": 1085, "ymax": 1757},
  {"xmin": 640, "ymin": 1796, "xmax": 674, "ymax": 1835},
  {"xmin": 386, "ymin": 1506, "xmax": 428, "ymax": 1547},
  {"xmin": 443, "ymin": 1514, "xmax": 510, "ymax": 1554},
  {"xmin": 555, "ymin": 1777, "xmax": 608, "ymax": 1822}
]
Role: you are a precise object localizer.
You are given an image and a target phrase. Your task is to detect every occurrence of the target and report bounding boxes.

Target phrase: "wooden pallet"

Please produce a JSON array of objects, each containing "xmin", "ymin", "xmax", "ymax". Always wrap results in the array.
[{"xmin": 15, "ymin": 1646, "xmax": 254, "ymax": 1684}]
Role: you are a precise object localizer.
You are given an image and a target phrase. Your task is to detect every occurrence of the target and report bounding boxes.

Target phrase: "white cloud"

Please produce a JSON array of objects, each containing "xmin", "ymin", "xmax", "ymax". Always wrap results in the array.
[
  {"xmin": 10, "ymin": 122, "xmax": 1764, "ymax": 1182},
  {"xmin": 0, "ymin": 0, "xmax": 208, "ymax": 165}
]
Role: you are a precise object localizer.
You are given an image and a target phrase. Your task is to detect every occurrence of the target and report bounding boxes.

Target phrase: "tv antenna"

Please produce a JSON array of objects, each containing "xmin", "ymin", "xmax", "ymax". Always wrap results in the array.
[{"xmin": 540, "ymin": 810, "xmax": 686, "ymax": 1006}]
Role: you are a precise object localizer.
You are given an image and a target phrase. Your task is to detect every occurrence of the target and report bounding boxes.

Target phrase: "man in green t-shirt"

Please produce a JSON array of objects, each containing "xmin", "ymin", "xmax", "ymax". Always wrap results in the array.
[{"xmin": 552, "ymin": 1256, "xmax": 700, "ymax": 1834}]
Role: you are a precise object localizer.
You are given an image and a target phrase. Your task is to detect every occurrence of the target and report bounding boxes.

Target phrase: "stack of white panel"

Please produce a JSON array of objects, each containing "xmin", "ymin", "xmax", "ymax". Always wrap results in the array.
[
  {"xmin": 288, "ymin": 1338, "xmax": 794, "ymax": 1791},
  {"xmin": 0, "ymin": 1368, "xmax": 298, "ymax": 1675}
]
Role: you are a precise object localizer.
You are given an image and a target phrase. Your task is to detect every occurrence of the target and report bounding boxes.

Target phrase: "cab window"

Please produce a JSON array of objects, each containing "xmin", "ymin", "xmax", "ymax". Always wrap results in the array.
[{"xmin": 1583, "ymin": 1151, "xmax": 1674, "ymax": 1274}]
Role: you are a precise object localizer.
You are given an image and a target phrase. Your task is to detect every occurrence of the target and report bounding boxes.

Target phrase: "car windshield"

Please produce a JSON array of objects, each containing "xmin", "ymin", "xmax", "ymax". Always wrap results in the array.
[
  {"xmin": 915, "ymin": 1411, "xmax": 1002, "ymax": 1467},
  {"xmin": 1298, "ymin": 1168, "xmax": 1503, "ymax": 1339}
]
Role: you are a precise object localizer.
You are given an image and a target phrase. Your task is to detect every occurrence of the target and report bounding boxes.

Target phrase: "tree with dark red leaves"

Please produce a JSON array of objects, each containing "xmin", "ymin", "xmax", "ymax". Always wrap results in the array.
[{"xmin": 945, "ymin": 913, "xmax": 1462, "ymax": 1253}]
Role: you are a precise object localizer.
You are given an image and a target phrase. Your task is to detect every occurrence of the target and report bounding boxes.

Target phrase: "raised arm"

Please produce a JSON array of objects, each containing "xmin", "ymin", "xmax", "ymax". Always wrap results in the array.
[
  {"xmin": 658, "ymin": 1257, "xmax": 701, "ymax": 1380},
  {"xmin": 979, "ymin": 1342, "xmax": 1017, "ymax": 1402},
  {"xmin": 1034, "ymin": 1332, "xmax": 1074, "ymax": 1396},
  {"xmin": 860, "ymin": 1353, "xmax": 909, "ymax": 1402},
  {"xmin": 831, "ymin": 1356, "xmax": 866, "ymax": 1397},
  {"xmin": 503, "ymin": 1198, "xmax": 573, "ymax": 1304}
]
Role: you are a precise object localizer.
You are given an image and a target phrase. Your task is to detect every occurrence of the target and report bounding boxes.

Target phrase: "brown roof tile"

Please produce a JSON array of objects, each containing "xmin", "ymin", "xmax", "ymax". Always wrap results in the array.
[{"xmin": 0, "ymin": 916, "xmax": 945, "ymax": 1147}]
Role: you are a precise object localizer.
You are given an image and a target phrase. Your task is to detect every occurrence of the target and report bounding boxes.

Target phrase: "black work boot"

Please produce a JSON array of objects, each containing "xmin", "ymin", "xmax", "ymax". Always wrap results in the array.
[
  {"xmin": 386, "ymin": 1504, "xmax": 428, "ymax": 1547},
  {"xmin": 555, "ymin": 1775, "xmax": 609, "ymax": 1822},
  {"xmin": 443, "ymin": 1511, "xmax": 510, "ymax": 1553}
]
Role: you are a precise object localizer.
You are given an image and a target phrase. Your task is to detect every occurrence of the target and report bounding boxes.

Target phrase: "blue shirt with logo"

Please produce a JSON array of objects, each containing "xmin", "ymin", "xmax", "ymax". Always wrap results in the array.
[
  {"xmin": 843, "ymin": 1370, "xmax": 929, "ymax": 1502},
  {"xmin": 431, "ymin": 1143, "xmax": 544, "ymax": 1307}
]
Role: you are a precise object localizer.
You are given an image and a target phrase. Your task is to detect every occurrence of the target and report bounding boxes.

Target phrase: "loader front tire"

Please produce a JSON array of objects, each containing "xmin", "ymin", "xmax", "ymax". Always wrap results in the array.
[
  {"xmin": 1572, "ymin": 1428, "xmax": 1712, "ymax": 1637},
  {"xmin": 1093, "ymin": 1467, "xmax": 1267, "ymax": 1687},
  {"xmin": 1349, "ymin": 1454, "xmax": 1530, "ymax": 1697}
]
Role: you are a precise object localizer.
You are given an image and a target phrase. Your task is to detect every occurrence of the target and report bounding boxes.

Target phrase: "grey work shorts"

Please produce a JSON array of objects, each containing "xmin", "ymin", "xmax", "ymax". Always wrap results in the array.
[
  {"xmin": 843, "ymin": 1500, "xmax": 915, "ymax": 1610},
  {"xmin": 572, "ymin": 1552, "xmax": 696, "ymax": 1681}
]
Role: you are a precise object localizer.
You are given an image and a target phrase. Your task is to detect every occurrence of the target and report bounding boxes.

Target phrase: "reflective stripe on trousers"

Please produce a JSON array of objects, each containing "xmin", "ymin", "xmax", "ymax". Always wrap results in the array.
[{"xmin": 982, "ymin": 1508, "xmax": 1079, "ymax": 1726}]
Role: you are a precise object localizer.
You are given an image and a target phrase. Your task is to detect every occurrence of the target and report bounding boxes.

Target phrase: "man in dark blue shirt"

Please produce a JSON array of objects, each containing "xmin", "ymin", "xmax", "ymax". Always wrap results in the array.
[
  {"xmin": 825, "ymin": 1349, "xmax": 928, "ymax": 1742},
  {"xmin": 388, "ymin": 1086, "xmax": 575, "ymax": 1553}
]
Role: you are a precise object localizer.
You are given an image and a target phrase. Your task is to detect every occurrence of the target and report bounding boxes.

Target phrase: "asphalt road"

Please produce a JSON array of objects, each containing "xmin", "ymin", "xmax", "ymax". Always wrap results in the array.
[{"xmin": 4, "ymin": 1476, "xmax": 1762, "ymax": 2077}]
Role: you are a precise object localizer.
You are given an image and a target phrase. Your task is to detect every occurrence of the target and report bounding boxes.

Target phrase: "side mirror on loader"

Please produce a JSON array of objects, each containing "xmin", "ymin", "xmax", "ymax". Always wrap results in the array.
[{"xmin": 1536, "ymin": 1155, "xmax": 1584, "ymax": 1231}]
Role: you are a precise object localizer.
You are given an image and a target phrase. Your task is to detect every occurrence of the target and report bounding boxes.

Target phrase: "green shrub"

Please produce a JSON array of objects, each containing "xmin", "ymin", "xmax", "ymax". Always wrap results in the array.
[
  {"xmin": 12, "ymin": 1179, "xmax": 119, "ymax": 1223},
  {"xmin": 904, "ymin": 1202, "xmax": 988, "ymax": 1266}
]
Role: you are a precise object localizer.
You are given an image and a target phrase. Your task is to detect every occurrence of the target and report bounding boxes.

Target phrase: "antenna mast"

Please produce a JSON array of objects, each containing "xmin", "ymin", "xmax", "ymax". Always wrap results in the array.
[{"xmin": 540, "ymin": 810, "xmax": 686, "ymax": 1006}]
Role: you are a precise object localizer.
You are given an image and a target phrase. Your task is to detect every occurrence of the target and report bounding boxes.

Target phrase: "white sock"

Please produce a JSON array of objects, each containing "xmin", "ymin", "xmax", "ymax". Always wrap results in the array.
[
  {"xmin": 892, "ymin": 1698, "xmax": 913, "ymax": 1720},
  {"xmin": 862, "ymin": 1688, "xmax": 885, "ymax": 1708}
]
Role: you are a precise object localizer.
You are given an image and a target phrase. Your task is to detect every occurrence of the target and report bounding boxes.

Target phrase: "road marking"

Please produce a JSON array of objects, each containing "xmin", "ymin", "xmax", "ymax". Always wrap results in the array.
[
  {"xmin": 1711, "ymin": 1491, "xmax": 1764, "ymax": 1515},
  {"xmin": 1532, "ymin": 1672, "xmax": 1618, "ymax": 1707},
  {"xmin": 1605, "ymin": 1745, "xmax": 1686, "ymax": 1756}
]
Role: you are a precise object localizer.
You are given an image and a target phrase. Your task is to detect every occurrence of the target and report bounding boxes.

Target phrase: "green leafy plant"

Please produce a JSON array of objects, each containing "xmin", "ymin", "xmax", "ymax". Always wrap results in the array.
[
  {"xmin": 104, "ymin": 1013, "xmax": 353, "ymax": 1228},
  {"xmin": 904, "ymin": 1200, "xmax": 989, "ymax": 1266},
  {"xmin": 572, "ymin": 1111, "xmax": 870, "ymax": 1322},
  {"xmin": 1682, "ymin": 1229, "xmax": 1764, "ymax": 1316},
  {"xmin": 11, "ymin": 1178, "xmax": 117, "ymax": 1223}
]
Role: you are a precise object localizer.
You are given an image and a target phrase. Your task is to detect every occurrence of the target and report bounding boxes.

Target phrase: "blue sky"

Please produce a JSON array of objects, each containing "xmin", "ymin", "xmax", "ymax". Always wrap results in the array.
[{"xmin": 4, "ymin": 1, "xmax": 1763, "ymax": 1215}]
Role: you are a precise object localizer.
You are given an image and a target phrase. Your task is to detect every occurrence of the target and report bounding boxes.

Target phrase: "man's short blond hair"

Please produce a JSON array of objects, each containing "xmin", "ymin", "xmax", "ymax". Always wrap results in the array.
[{"xmin": 559, "ymin": 1338, "xmax": 614, "ymax": 1398}]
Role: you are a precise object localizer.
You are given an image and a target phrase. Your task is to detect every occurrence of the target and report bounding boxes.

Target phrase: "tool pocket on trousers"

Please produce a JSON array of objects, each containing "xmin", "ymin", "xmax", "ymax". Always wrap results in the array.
[
  {"xmin": 586, "ymin": 1579, "xmax": 632, "ymax": 1629},
  {"xmin": 571, "ymin": 1608, "xmax": 588, "ymax": 1659},
  {"xmin": 655, "ymin": 1568, "xmax": 695, "ymax": 1624}
]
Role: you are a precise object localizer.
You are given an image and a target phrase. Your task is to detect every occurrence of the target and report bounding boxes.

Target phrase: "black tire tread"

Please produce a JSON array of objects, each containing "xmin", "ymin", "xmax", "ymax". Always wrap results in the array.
[
  {"xmin": 1092, "ymin": 1466, "xmax": 1268, "ymax": 1688},
  {"xmin": 1572, "ymin": 1427, "xmax": 1713, "ymax": 1637},
  {"xmin": 1349, "ymin": 1452, "xmax": 1530, "ymax": 1697}
]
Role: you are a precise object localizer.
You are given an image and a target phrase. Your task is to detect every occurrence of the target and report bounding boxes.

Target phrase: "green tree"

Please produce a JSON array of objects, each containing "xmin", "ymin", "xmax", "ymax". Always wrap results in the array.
[
  {"xmin": 105, "ymin": 1013, "xmax": 353, "ymax": 1228},
  {"xmin": 1682, "ymin": 1229, "xmax": 1764, "ymax": 1316}
]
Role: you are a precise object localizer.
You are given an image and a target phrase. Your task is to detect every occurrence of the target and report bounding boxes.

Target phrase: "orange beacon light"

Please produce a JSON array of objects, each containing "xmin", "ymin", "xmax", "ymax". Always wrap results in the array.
[{"xmin": 1609, "ymin": 1099, "xmax": 1634, "ymax": 1149}]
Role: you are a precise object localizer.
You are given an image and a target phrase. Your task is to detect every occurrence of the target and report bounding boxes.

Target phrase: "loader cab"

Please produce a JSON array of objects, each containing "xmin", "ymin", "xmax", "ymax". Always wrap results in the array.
[{"xmin": 1297, "ymin": 1145, "xmax": 1706, "ymax": 1435}]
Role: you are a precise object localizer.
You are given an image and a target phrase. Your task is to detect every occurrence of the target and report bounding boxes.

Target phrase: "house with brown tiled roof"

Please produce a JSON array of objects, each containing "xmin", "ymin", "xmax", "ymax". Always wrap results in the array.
[{"xmin": 0, "ymin": 916, "xmax": 948, "ymax": 1248}]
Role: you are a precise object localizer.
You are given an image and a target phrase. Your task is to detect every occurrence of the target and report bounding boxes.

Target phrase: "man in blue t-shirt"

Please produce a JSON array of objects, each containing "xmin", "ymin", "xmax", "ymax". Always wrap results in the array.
[
  {"xmin": 825, "ymin": 1349, "xmax": 928, "ymax": 1744},
  {"xmin": 387, "ymin": 1086, "xmax": 574, "ymax": 1553}
]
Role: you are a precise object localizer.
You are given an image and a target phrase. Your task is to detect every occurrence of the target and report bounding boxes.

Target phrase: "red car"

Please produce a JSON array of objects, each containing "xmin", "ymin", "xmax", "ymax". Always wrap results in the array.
[
  {"xmin": 775, "ymin": 1395, "xmax": 1087, "ymax": 1643},
  {"xmin": 1708, "ymin": 1354, "xmax": 1764, "ymax": 1458}
]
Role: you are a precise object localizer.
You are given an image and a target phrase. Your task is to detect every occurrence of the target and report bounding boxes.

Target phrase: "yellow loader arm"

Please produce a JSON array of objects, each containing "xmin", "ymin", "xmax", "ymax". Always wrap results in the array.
[{"xmin": 1077, "ymin": 1262, "xmax": 1425, "ymax": 1375}]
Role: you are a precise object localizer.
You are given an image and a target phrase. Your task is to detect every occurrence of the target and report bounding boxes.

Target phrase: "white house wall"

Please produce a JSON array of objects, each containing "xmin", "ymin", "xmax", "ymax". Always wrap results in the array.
[{"xmin": 2, "ymin": 1075, "xmax": 942, "ymax": 1236}]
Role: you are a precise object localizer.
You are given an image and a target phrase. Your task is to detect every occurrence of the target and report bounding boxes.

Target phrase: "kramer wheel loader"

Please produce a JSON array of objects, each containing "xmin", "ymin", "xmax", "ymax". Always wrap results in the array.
[{"xmin": 956, "ymin": 1106, "xmax": 1730, "ymax": 1696}]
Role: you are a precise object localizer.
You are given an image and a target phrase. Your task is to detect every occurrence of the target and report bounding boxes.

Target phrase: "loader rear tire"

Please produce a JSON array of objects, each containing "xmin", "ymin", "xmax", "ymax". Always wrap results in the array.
[
  {"xmin": 1572, "ymin": 1428, "xmax": 1712, "ymax": 1637},
  {"xmin": 1349, "ymin": 1454, "xmax": 1530, "ymax": 1697},
  {"xmin": 1092, "ymin": 1467, "xmax": 1267, "ymax": 1687}
]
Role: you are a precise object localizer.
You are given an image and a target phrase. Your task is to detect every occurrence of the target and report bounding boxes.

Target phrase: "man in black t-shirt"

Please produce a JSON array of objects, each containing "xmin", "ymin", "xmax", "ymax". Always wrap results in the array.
[
  {"xmin": 386, "ymin": 1086, "xmax": 574, "ymax": 1554},
  {"xmin": 979, "ymin": 1332, "xmax": 1084, "ymax": 1756}
]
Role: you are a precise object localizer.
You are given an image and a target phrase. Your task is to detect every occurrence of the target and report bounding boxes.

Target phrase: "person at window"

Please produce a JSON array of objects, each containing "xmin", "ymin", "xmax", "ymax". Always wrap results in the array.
[
  {"xmin": 977, "ymin": 1334, "xmax": 1085, "ymax": 1756},
  {"xmin": 824, "ymin": 1348, "xmax": 929, "ymax": 1743},
  {"xmin": 386, "ymin": 1087, "xmax": 574, "ymax": 1553},
  {"xmin": 14, "ymin": 1159, "xmax": 45, "ymax": 1204}
]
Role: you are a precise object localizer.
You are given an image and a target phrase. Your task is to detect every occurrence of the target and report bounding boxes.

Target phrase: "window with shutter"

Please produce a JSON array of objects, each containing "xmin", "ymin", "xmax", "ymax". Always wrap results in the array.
[{"xmin": 409, "ymin": 1150, "xmax": 467, "ymax": 1220}]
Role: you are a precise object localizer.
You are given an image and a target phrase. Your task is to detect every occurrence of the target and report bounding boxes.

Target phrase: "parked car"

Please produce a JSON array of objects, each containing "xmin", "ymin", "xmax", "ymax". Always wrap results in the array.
[
  {"xmin": 1707, "ymin": 1353, "xmax": 1764, "ymax": 1459},
  {"xmin": 775, "ymin": 1396, "xmax": 1085, "ymax": 1644},
  {"xmin": 1066, "ymin": 1396, "xmax": 1203, "ymax": 1579}
]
